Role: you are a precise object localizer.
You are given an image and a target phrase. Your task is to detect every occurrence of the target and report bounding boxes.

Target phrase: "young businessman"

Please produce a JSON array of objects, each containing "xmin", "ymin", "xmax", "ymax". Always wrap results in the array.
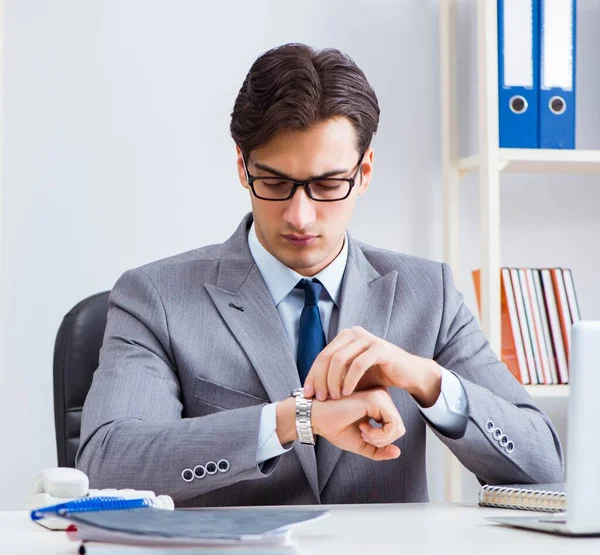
[{"xmin": 78, "ymin": 43, "xmax": 563, "ymax": 506}]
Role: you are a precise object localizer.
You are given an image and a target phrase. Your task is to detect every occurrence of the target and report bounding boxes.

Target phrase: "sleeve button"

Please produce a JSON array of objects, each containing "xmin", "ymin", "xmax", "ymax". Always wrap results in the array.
[
  {"xmin": 206, "ymin": 461, "xmax": 218, "ymax": 475},
  {"xmin": 217, "ymin": 459, "xmax": 230, "ymax": 473},
  {"xmin": 194, "ymin": 465, "xmax": 206, "ymax": 479}
]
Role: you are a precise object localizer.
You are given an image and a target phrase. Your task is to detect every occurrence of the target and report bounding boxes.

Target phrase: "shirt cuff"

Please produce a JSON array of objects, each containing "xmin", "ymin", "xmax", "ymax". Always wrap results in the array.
[
  {"xmin": 417, "ymin": 367, "xmax": 468, "ymax": 437},
  {"xmin": 256, "ymin": 402, "xmax": 294, "ymax": 465}
]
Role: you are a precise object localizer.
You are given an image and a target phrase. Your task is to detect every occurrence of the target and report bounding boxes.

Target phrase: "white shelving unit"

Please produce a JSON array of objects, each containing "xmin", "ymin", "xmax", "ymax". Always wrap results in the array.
[
  {"xmin": 440, "ymin": 0, "xmax": 596, "ymax": 502},
  {"xmin": 459, "ymin": 149, "xmax": 600, "ymax": 175},
  {"xmin": 524, "ymin": 385, "xmax": 570, "ymax": 398}
]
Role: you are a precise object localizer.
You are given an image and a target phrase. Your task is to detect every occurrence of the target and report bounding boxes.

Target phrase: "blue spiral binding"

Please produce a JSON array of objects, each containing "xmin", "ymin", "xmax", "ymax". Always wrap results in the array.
[{"xmin": 30, "ymin": 496, "xmax": 153, "ymax": 521}]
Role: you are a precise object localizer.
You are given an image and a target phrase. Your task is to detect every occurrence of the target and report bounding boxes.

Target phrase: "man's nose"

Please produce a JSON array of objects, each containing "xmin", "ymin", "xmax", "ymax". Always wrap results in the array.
[{"xmin": 283, "ymin": 186, "xmax": 317, "ymax": 230}]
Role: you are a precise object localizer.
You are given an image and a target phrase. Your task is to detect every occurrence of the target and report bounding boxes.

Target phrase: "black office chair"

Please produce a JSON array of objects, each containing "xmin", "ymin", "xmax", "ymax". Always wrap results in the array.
[{"xmin": 53, "ymin": 291, "xmax": 111, "ymax": 467}]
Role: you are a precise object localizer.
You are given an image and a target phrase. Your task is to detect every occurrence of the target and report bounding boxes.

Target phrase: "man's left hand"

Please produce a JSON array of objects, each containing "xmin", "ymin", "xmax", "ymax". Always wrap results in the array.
[{"xmin": 303, "ymin": 326, "xmax": 442, "ymax": 407}]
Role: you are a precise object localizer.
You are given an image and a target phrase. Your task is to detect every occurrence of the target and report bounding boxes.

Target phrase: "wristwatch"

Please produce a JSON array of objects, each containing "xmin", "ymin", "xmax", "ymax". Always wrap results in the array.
[{"xmin": 290, "ymin": 388, "xmax": 315, "ymax": 445}]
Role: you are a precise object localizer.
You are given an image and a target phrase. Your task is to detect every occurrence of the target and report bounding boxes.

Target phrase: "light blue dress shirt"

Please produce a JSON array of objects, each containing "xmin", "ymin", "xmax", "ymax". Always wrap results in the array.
[{"xmin": 247, "ymin": 223, "xmax": 467, "ymax": 464}]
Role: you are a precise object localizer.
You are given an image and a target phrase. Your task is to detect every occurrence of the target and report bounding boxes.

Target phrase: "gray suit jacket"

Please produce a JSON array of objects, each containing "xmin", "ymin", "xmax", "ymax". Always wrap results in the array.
[{"xmin": 77, "ymin": 212, "xmax": 563, "ymax": 506}]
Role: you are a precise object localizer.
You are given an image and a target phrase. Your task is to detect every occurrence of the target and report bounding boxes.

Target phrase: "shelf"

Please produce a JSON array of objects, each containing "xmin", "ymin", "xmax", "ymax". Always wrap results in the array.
[
  {"xmin": 458, "ymin": 149, "xmax": 600, "ymax": 175},
  {"xmin": 524, "ymin": 385, "xmax": 570, "ymax": 398}
]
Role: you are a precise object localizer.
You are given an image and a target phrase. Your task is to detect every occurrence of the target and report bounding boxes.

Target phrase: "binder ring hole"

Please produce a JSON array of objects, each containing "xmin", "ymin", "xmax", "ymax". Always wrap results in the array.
[
  {"xmin": 509, "ymin": 95, "xmax": 528, "ymax": 114},
  {"xmin": 549, "ymin": 96, "xmax": 566, "ymax": 115}
]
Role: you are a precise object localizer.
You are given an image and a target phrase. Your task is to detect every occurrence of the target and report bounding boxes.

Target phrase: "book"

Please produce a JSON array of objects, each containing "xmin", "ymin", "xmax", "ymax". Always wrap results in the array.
[
  {"xmin": 510, "ymin": 268, "xmax": 537, "ymax": 384},
  {"xmin": 532, "ymin": 269, "xmax": 559, "ymax": 384},
  {"xmin": 61, "ymin": 507, "xmax": 329, "ymax": 548},
  {"xmin": 563, "ymin": 268, "xmax": 581, "ymax": 323},
  {"xmin": 524, "ymin": 269, "xmax": 552, "ymax": 384},
  {"xmin": 518, "ymin": 269, "xmax": 544, "ymax": 384},
  {"xmin": 541, "ymin": 269, "xmax": 569, "ymax": 382},
  {"xmin": 472, "ymin": 267, "xmax": 578, "ymax": 385},
  {"xmin": 479, "ymin": 483, "xmax": 566, "ymax": 512},
  {"xmin": 472, "ymin": 269, "xmax": 529, "ymax": 384},
  {"xmin": 551, "ymin": 268, "xmax": 573, "ymax": 360}
]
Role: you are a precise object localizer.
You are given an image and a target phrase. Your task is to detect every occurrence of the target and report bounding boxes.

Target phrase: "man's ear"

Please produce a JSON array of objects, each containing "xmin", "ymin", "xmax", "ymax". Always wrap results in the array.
[
  {"xmin": 357, "ymin": 147, "xmax": 374, "ymax": 195},
  {"xmin": 236, "ymin": 145, "xmax": 250, "ymax": 190}
]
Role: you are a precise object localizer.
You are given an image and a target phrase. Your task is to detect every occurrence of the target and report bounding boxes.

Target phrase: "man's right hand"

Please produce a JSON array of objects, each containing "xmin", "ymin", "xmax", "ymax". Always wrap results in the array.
[{"xmin": 276, "ymin": 388, "xmax": 404, "ymax": 461}]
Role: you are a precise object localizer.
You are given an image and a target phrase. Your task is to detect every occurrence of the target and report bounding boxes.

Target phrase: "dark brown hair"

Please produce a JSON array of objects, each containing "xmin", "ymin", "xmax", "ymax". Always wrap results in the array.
[{"xmin": 230, "ymin": 43, "xmax": 379, "ymax": 156}]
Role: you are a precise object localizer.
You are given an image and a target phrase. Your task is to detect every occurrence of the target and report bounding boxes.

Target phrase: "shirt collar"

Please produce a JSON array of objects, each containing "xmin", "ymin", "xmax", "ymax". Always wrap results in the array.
[{"xmin": 247, "ymin": 222, "xmax": 348, "ymax": 307}]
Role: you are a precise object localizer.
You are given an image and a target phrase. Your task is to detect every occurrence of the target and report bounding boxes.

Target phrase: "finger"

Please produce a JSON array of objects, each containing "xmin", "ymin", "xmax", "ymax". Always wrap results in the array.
[
  {"xmin": 361, "ymin": 431, "xmax": 400, "ymax": 452},
  {"xmin": 358, "ymin": 421, "xmax": 373, "ymax": 435},
  {"xmin": 306, "ymin": 330, "xmax": 357, "ymax": 400},
  {"xmin": 359, "ymin": 441, "xmax": 401, "ymax": 461},
  {"xmin": 362, "ymin": 426, "xmax": 399, "ymax": 448},
  {"xmin": 359, "ymin": 417, "xmax": 400, "ymax": 448},
  {"xmin": 378, "ymin": 399, "xmax": 405, "ymax": 443},
  {"xmin": 364, "ymin": 390, "xmax": 405, "ymax": 444},
  {"xmin": 350, "ymin": 325, "xmax": 372, "ymax": 339},
  {"xmin": 361, "ymin": 431, "xmax": 392, "ymax": 449},
  {"xmin": 372, "ymin": 444, "xmax": 401, "ymax": 461},
  {"xmin": 342, "ymin": 348, "xmax": 381, "ymax": 396},
  {"xmin": 304, "ymin": 329, "xmax": 356, "ymax": 398},
  {"xmin": 360, "ymin": 419, "xmax": 398, "ymax": 446},
  {"xmin": 358, "ymin": 420, "xmax": 385, "ymax": 437},
  {"xmin": 311, "ymin": 359, "xmax": 328, "ymax": 402},
  {"xmin": 326, "ymin": 339, "xmax": 371, "ymax": 399}
]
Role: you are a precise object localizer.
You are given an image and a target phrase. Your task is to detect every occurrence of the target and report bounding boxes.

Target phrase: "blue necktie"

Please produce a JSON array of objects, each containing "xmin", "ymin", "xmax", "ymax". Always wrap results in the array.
[{"xmin": 296, "ymin": 279, "xmax": 327, "ymax": 385}]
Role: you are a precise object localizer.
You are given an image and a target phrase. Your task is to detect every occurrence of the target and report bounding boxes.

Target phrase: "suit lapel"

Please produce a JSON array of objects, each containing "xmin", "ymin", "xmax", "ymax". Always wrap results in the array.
[
  {"xmin": 316, "ymin": 236, "xmax": 398, "ymax": 493},
  {"xmin": 204, "ymin": 214, "xmax": 320, "ymax": 501}
]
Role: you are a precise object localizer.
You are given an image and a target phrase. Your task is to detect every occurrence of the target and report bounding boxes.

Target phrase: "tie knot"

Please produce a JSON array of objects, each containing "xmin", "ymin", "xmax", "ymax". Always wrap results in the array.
[{"xmin": 296, "ymin": 279, "xmax": 323, "ymax": 306}]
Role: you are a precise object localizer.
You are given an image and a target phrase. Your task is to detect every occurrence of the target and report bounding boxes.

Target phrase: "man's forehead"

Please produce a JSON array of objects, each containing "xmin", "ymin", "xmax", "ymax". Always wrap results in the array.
[{"xmin": 249, "ymin": 120, "xmax": 360, "ymax": 175}]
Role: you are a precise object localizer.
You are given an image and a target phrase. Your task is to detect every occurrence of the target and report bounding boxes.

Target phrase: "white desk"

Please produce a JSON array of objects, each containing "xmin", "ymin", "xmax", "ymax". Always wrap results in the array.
[{"xmin": 2, "ymin": 504, "xmax": 600, "ymax": 554}]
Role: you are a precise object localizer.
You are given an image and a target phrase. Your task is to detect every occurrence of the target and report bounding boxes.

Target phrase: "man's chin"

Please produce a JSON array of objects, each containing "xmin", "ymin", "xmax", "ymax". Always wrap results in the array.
[{"xmin": 276, "ymin": 249, "xmax": 324, "ymax": 274}]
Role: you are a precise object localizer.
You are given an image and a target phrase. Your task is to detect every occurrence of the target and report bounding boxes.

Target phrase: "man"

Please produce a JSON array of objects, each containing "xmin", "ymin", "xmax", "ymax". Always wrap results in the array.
[{"xmin": 77, "ymin": 43, "xmax": 563, "ymax": 506}]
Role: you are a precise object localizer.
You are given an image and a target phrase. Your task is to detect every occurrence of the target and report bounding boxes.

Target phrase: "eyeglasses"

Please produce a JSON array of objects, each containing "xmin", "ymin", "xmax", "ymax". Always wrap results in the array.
[{"xmin": 241, "ymin": 152, "xmax": 365, "ymax": 202}]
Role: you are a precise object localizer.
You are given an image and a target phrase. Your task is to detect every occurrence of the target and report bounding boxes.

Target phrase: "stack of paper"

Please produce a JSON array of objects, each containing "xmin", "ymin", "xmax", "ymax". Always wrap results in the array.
[
  {"xmin": 79, "ymin": 543, "xmax": 297, "ymax": 554},
  {"xmin": 61, "ymin": 507, "xmax": 328, "ymax": 551}
]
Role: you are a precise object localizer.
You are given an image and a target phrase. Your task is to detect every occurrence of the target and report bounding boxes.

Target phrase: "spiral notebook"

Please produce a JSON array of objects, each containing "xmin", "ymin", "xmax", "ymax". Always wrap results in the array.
[
  {"xmin": 479, "ymin": 483, "xmax": 566, "ymax": 512},
  {"xmin": 30, "ymin": 494, "xmax": 174, "ymax": 531}
]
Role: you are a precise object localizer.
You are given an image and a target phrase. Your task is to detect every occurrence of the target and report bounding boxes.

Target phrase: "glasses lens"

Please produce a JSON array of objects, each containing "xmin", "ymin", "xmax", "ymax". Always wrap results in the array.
[
  {"xmin": 253, "ymin": 178, "xmax": 350, "ymax": 200},
  {"xmin": 253, "ymin": 178, "xmax": 295, "ymax": 199},
  {"xmin": 308, "ymin": 180, "xmax": 351, "ymax": 201}
]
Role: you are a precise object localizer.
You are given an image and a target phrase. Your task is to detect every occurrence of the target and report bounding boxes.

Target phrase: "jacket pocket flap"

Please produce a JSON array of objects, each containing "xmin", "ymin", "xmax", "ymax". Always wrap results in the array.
[{"xmin": 194, "ymin": 376, "xmax": 268, "ymax": 410}]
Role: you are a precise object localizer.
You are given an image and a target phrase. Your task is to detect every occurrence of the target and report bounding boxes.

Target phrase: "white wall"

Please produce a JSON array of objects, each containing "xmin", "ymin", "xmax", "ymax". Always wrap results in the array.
[{"xmin": 1, "ymin": 0, "xmax": 598, "ymax": 510}]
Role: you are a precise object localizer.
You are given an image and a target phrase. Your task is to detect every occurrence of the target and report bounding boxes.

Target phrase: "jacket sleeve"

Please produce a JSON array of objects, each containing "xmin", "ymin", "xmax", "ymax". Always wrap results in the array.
[
  {"xmin": 76, "ymin": 268, "xmax": 281, "ymax": 504},
  {"xmin": 429, "ymin": 263, "xmax": 564, "ymax": 486}
]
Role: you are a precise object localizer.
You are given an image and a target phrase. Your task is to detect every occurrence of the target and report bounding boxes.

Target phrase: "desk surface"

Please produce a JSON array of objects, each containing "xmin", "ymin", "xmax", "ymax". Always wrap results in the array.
[{"xmin": 2, "ymin": 503, "xmax": 600, "ymax": 554}]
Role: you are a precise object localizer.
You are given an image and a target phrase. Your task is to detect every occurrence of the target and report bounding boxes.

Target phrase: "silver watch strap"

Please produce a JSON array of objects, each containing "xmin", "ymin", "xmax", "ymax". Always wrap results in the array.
[{"xmin": 291, "ymin": 388, "xmax": 315, "ymax": 445}]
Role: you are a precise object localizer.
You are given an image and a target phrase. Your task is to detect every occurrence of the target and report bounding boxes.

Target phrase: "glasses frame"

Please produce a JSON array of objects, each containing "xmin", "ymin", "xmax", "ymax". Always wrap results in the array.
[{"xmin": 241, "ymin": 151, "xmax": 365, "ymax": 202}]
